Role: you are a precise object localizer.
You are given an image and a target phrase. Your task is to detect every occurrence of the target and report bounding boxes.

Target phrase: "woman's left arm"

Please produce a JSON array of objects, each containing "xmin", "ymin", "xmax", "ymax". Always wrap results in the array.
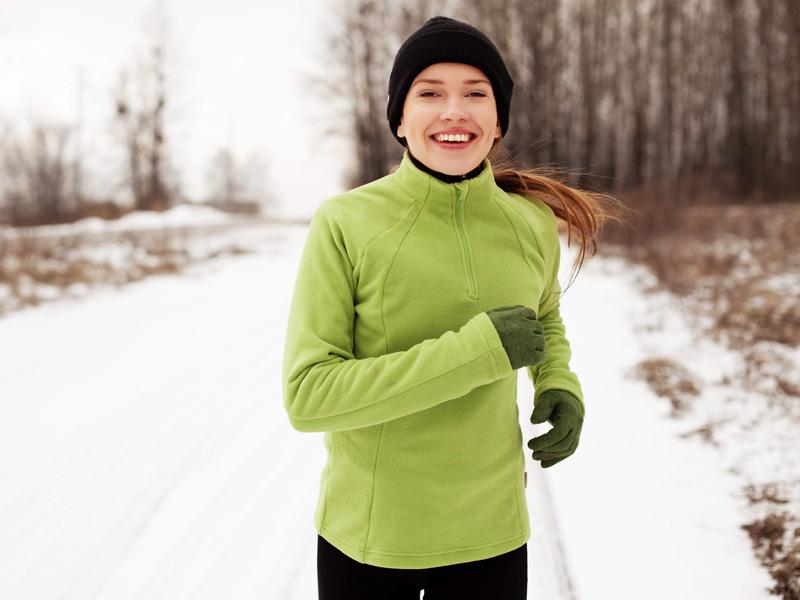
[
  {"xmin": 525, "ymin": 220, "xmax": 585, "ymax": 467},
  {"xmin": 525, "ymin": 218, "xmax": 585, "ymax": 418}
]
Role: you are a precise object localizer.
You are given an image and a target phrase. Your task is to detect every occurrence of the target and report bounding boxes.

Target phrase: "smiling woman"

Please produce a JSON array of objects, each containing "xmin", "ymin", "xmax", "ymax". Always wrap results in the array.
[{"xmin": 283, "ymin": 13, "xmax": 625, "ymax": 600}]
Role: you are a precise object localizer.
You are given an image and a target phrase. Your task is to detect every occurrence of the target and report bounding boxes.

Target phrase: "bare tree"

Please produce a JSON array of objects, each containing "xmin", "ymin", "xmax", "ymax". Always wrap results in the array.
[
  {"xmin": 302, "ymin": 0, "xmax": 392, "ymax": 186},
  {"xmin": 0, "ymin": 121, "xmax": 81, "ymax": 226},
  {"xmin": 112, "ymin": 0, "xmax": 181, "ymax": 212},
  {"xmin": 205, "ymin": 148, "xmax": 242, "ymax": 208},
  {"xmin": 204, "ymin": 147, "xmax": 272, "ymax": 216},
  {"xmin": 783, "ymin": 0, "xmax": 800, "ymax": 172},
  {"xmin": 723, "ymin": 0, "xmax": 754, "ymax": 195},
  {"xmin": 240, "ymin": 150, "xmax": 276, "ymax": 216},
  {"xmin": 71, "ymin": 66, "xmax": 88, "ymax": 214}
]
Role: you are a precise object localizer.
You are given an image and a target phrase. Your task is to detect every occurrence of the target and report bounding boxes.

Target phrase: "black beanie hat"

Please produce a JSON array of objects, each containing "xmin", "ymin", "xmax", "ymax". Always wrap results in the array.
[{"xmin": 387, "ymin": 15, "xmax": 514, "ymax": 148}]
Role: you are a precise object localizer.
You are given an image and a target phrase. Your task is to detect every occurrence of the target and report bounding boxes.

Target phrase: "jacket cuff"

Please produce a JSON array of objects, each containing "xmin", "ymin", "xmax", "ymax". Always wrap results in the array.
[{"xmin": 472, "ymin": 311, "xmax": 514, "ymax": 379}]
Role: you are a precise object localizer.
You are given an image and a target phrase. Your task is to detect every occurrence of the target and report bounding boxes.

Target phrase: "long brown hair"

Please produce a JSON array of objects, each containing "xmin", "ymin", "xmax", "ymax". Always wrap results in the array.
[{"xmin": 488, "ymin": 141, "xmax": 630, "ymax": 291}]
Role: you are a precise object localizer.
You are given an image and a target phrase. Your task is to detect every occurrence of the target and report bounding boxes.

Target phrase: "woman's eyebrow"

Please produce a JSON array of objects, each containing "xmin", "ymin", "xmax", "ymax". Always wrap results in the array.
[{"xmin": 412, "ymin": 79, "xmax": 491, "ymax": 86}]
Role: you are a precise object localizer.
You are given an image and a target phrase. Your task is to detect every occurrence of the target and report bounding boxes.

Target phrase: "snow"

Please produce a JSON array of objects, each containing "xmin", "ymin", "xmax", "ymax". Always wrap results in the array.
[
  {"xmin": 0, "ymin": 224, "xmax": 775, "ymax": 599},
  {"xmin": 533, "ymin": 251, "xmax": 774, "ymax": 599}
]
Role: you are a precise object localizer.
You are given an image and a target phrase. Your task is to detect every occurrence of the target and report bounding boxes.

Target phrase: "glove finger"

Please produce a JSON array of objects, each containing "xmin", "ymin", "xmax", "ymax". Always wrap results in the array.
[
  {"xmin": 541, "ymin": 455, "xmax": 569, "ymax": 468},
  {"xmin": 534, "ymin": 448, "xmax": 570, "ymax": 461},
  {"xmin": 530, "ymin": 331, "xmax": 545, "ymax": 348},
  {"xmin": 534, "ymin": 435, "xmax": 580, "ymax": 460},
  {"xmin": 533, "ymin": 428, "xmax": 575, "ymax": 454},
  {"xmin": 527, "ymin": 424, "xmax": 570, "ymax": 452},
  {"xmin": 533, "ymin": 445, "xmax": 575, "ymax": 461},
  {"xmin": 527, "ymin": 319, "xmax": 543, "ymax": 334}
]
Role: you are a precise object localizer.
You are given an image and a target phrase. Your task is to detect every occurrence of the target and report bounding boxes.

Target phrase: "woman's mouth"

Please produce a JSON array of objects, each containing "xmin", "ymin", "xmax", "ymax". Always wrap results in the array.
[{"xmin": 430, "ymin": 133, "xmax": 477, "ymax": 150}]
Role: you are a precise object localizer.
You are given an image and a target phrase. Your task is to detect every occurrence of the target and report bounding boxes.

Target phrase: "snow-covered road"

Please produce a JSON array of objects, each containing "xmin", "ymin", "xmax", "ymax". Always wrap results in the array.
[{"xmin": 0, "ymin": 223, "xmax": 773, "ymax": 599}]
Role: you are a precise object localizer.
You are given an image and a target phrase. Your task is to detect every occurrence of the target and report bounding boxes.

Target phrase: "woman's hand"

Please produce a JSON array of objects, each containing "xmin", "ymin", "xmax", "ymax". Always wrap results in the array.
[
  {"xmin": 527, "ymin": 389, "xmax": 584, "ymax": 468},
  {"xmin": 485, "ymin": 304, "xmax": 547, "ymax": 370}
]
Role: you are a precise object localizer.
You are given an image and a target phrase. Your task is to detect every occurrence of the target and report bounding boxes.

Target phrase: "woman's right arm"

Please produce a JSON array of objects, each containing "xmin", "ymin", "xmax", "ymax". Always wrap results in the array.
[{"xmin": 281, "ymin": 203, "xmax": 513, "ymax": 433}]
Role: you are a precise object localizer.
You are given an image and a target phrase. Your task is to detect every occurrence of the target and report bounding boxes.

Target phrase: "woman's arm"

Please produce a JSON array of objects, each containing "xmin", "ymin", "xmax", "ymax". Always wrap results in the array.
[{"xmin": 281, "ymin": 204, "xmax": 513, "ymax": 433}]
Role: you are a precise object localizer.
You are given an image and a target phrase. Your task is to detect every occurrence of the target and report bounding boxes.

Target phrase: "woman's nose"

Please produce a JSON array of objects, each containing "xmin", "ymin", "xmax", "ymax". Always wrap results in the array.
[{"xmin": 440, "ymin": 98, "xmax": 469, "ymax": 120}]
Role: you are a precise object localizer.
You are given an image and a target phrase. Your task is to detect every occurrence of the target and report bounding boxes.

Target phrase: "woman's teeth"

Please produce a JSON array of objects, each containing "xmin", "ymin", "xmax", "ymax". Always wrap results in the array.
[{"xmin": 434, "ymin": 133, "xmax": 473, "ymax": 142}]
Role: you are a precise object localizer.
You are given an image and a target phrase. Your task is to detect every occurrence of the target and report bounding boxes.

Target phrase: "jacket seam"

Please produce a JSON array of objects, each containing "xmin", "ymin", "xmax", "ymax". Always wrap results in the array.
[
  {"xmin": 380, "ymin": 201, "xmax": 426, "ymax": 355},
  {"xmin": 391, "ymin": 170, "xmax": 432, "ymax": 207},
  {"xmin": 352, "ymin": 200, "xmax": 420, "ymax": 285},
  {"xmin": 494, "ymin": 191, "xmax": 557, "ymax": 314},
  {"xmin": 492, "ymin": 194, "xmax": 542, "ymax": 282},
  {"xmin": 494, "ymin": 191, "xmax": 547, "ymax": 262},
  {"xmin": 513, "ymin": 448, "xmax": 524, "ymax": 531},
  {"xmin": 363, "ymin": 423, "xmax": 385, "ymax": 557}
]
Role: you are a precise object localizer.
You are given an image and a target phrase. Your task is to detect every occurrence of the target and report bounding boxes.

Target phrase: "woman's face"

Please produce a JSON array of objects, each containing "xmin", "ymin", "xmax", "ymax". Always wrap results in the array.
[{"xmin": 397, "ymin": 62, "xmax": 501, "ymax": 176}]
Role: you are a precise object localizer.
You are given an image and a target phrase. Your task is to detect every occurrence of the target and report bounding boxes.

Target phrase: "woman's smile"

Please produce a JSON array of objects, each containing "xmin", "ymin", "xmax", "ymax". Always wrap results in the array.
[{"xmin": 429, "ymin": 133, "xmax": 478, "ymax": 150}]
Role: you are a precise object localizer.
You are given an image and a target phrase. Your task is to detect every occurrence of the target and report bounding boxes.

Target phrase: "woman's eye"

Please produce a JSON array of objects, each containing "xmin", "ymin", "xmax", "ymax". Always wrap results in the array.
[{"xmin": 419, "ymin": 91, "xmax": 487, "ymax": 97}]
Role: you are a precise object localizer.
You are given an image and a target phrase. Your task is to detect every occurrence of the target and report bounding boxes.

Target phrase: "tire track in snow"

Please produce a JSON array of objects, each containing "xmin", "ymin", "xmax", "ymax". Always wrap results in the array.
[{"xmin": 534, "ymin": 471, "xmax": 580, "ymax": 600}]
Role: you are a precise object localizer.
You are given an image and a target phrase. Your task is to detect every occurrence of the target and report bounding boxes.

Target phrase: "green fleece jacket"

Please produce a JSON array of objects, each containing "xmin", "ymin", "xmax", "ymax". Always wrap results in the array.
[{"xmin": 281, "ymin": 149, "xmax": 584, "ymax": 569}]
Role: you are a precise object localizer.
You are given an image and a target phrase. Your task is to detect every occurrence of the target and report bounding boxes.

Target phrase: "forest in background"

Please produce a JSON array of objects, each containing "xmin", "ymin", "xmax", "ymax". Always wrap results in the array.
[{"xmin": 311, "ymin": 0, "xmax": 799, "ymax": 203}]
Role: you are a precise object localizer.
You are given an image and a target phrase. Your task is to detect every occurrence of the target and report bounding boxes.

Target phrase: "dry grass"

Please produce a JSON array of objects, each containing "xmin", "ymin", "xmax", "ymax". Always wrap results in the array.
[
  {"xmin": 0, "ymin": 227, "xmax": 253, "ymax": 316},
  {"xmin": 741, "ymin": 508, "xmax": 800, "ymax": 600},
  {"xmin": 619, "ymin": 201, "xmax": 800, "ymax": 348},
  {"xmin": 675, "ymin": 418, "xmax": 734, "ymax": 448},
  {"xmin": 607, "ymin": 200, "xmax": 800, "ymax": 414}
]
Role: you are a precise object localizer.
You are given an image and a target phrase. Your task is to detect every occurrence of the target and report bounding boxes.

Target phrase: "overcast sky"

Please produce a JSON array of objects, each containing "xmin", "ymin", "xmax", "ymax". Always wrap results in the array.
[{"xmin": 0, "ymin": 0, "xmax": 350, "ymax": 219}]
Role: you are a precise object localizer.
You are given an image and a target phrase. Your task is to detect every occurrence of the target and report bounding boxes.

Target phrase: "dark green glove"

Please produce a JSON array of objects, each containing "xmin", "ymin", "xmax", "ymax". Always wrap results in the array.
[
  {"xmin": 485, "ymin": 305, "xmax": 547, "ymax": 370},
  {"xmin": 527, "ymin": 389, "xmax": 584, "ymax": 468}
]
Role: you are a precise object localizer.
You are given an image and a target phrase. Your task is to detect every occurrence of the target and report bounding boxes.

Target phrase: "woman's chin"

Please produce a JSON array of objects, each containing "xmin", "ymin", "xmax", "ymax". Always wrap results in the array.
[{"xmin": 431, "ymin": 156, "xmax": 481, "ymax": 175}]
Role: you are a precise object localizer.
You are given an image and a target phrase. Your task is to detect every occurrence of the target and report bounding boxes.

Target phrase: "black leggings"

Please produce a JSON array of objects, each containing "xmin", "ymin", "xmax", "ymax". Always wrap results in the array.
[{"xmin": 317, "ymin": 534, "xmax": 528, "ymax": 599}]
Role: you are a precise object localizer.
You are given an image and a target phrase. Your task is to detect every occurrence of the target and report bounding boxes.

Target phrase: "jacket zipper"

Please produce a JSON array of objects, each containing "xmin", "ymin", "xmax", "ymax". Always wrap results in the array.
[{"xmin": 453, "ymin": 184, "xmax": 478, "ymax": 299}]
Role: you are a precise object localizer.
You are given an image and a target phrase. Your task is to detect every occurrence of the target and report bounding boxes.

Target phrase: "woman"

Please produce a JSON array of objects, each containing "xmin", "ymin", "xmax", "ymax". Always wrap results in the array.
[{"xmin": 282, "ymin": 15, "xmax": 622, "ymax": 599}]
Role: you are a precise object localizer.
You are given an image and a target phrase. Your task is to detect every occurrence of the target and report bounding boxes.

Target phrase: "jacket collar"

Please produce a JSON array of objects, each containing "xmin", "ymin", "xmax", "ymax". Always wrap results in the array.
[{"xmin": 392, "ymin": 149, "xmax": 497, "ymax": 203}]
